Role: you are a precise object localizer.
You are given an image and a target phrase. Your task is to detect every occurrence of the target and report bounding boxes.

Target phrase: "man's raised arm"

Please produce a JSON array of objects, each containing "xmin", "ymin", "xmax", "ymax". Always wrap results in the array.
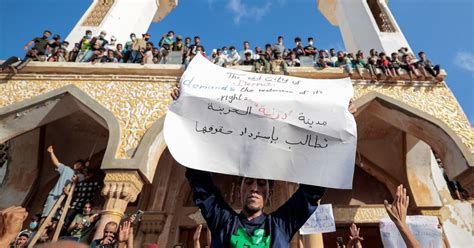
[
  {"xmin": 47, "ymin": 145, "xmax": 61, "ymax": 168},
  {"xmin": 185, "ymin": 168, "xmax": 235, "ymax": 233},
  {"xmin": 271, "ymin": 184, "xmax": 326, "ymax": 240}
]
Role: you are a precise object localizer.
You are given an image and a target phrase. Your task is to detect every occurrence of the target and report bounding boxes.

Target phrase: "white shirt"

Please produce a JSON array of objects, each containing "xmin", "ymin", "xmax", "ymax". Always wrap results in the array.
[
  {"xmin": 144, "ymin": 50, "xmax": 154, "ymax": 64},
  {"xmin": 239, "ymin": 49, "xmax": 253, "ymax": 61},
  {"xmin": 228, "ymin": 51, "xmax": 240, "ymax": 64},
  {"xmin": 105, "ymin": 43, "xmax": 116, "ymax": 51}
]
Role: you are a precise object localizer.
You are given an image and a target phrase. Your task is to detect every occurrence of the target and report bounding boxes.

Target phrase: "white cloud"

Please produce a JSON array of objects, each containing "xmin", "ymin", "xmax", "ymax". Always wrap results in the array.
[
  {"xmin": 227, "ymin": 0, "xmax": 272, "ymax": 25},
  {"xmin": 454, "ymin": 51, "xmax": 474, "ymax": 73}
]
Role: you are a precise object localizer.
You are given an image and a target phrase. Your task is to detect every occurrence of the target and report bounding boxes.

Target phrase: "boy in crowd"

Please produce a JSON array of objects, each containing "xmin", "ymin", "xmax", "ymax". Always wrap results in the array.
[
  {"xmin": 239, "ymin": 41, "xmax": 253, "ymax": 61},
  {"xmin": 24, "ymin": 30, "xmax": 52, "ymax": 61},
  {"xmin": 128, "ymin": 33, "xmax": 150, "ymax": 63},
  {"xmin": 292, "ymin": 37, "xmax": 305, "ymax": 58},
  {"xmin": 241, "ymin": 52, "xmax": 255, "ymax": 66},
  {"xmin": 304, "ymin": 37, "xmax": 317, "ymax": 57},
  {"xmin": 159, "ymin": 30, "xmax": 175, "ymax": 63},
  {"xmin": 67, "ymin": 202, "xmax": 99, "ymax": 242},
  {"xmin": 76, "ymin": 30, "xmax": 93, "ymax": 62},
  {"xmin": 141, "ymin": 42, "xmax": 155, "ymax": 65},
  {"xmin": 417, "ymin": 51, "xmax": 440, "ymax": 78}
]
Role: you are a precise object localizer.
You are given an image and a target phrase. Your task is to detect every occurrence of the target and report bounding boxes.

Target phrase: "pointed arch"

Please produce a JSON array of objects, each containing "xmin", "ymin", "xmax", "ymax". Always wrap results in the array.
[
  {"xmin": 353, "ymin": 92, "xmax": 473, "ymax": 184},
  {"xmin": 0, "ymin": 84, "xmax": 121, "ymax": 165}
]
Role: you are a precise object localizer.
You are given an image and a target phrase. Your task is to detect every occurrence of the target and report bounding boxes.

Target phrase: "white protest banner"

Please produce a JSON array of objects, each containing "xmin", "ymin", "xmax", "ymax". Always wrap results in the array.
[
  {"xmin": 380, "ymin": 216, "xmax": 443, "ymax": 248},
  {"xmin": 300, "ymin": 204, "xmax": 336, "ymax": 234},
  {"xmin": 164, "ymin": 54, "xmax": 357, "ymax": 189}
]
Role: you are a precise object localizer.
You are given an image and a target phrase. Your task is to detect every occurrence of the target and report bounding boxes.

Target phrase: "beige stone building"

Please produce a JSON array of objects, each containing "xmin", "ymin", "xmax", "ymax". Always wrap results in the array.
[
  {"xmin": 0, "ymin": 62, "xmax": 472, "ymax": 247},
  {"xmin": 0, "ymin": 0, "xmax": 472, "ymax": 247}
]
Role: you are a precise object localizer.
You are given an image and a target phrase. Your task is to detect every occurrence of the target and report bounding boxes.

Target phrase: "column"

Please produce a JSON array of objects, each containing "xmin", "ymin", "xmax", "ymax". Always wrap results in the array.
[
  {"xmin": 138, "ymin": 211, "xmax": 167, "ymax": 246},
  {"xmin": 303, "ymin": 234, "xmax": 324, "ymax": 247},
  {"xmin": 93, "ymin": 170, "xmax": 144, "ymax": 240}
]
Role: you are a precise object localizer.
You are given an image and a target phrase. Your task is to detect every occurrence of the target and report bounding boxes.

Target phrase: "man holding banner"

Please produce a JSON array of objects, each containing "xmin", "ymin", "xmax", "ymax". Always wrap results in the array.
[{"xmin": 166, "ymin": 54, "xmax": 358, "ymax": 247}]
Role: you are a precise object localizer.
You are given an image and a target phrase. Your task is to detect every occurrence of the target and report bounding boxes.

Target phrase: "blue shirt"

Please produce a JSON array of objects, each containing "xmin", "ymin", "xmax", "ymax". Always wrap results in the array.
[
  {"xmin": 186, "ymin": 168, "xmax": 326, "ymax": 248},
  {"xmin": 49, "ymin": 163, "xmax": 74, "ymax": 196}
]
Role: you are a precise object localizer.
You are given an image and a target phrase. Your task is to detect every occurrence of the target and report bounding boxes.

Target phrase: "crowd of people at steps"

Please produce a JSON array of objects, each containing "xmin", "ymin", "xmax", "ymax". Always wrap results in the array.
[
  {"xmin": 0, "ymin": 145, "xmax": 137, "ymax": 248},
  {"xmin": 0, "ymin": 184, "xmax": 422, "ymax": 248},
  {"xmin": 0, "ymin": 30, "xmax": 442, "ymax": 82}
]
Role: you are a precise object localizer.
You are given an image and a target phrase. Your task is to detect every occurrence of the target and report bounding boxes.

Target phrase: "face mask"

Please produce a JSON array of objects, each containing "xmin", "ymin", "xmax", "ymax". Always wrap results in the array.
[
  {"xmin": 86, "ymin": 35, "xmax": 92, "ymax": 39},
  {"xmin": 308, "ymin": 41, "xmax": 313, "ymax": 46},
  {"xmin": 99, "ymin": 34, "xmax": 105, "ymax": 39},
  {"xmin": 29, "ymin": 221, "xmax": 38, "ymax": 230},
  {"xmin": 144, "ymin": 37, "xmax": 149, "ymax": 41}
]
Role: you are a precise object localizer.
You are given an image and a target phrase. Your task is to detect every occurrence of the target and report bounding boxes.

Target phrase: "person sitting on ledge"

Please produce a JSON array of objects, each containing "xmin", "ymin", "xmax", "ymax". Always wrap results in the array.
[{"xmin": 417, "ymin": 51, "xmax": 440, "ymax": 79}]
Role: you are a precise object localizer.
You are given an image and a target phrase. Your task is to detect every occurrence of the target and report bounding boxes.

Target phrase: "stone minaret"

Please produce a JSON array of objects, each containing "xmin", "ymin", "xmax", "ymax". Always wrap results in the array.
[
  {"xmin": 65, "ymin": 0, "xmax": 177, "ymax": 45},
  {"xmin": 318, "ymin": 0, "xmax": 412, "ymax": 54}
]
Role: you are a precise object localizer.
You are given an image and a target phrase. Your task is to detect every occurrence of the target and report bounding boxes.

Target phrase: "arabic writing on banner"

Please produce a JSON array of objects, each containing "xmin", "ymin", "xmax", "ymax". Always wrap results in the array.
[
  {"xmin": 300, "ymin": 204, "xmax": 336, "ymax": 234},
  {"xmin": 164, "ymin": 54, "xmax": 357, "ymax": 189},
  {"xmin": 380, "ymin": 216, "xmax": 443, "ymax": 248}
]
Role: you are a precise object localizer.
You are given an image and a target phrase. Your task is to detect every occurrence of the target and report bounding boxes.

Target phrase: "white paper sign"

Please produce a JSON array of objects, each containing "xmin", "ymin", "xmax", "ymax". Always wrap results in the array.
[
  {"xmin": 164, "ymin": 54, "xmax": 357, "ymax": 188},
  {"xmin": 380, "ymin": 216, "xmax": 443, "ymax": 248},
  {"xmin": 300, "ymin": 204, "xmax": 336, "ymax": 234}
]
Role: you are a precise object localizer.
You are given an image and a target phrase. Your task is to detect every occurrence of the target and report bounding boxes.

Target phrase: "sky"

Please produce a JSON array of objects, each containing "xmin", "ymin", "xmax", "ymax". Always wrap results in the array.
[{"xmin": 0, "ymin": 0, "xmax": 473, "ymax": 124}]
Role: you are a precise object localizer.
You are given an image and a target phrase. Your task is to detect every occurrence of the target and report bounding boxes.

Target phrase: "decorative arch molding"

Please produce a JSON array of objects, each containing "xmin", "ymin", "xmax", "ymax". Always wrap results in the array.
[
  {"xmin": 353, "ymin": 92, "xmax": 473, "ymax": 186},
  {"xmin": 0, "ymin": 84, "xmax": 121, "ymax": 167},
  {"xmin": 356, "ymin": 153, "xmax": 399, "ymax": 200},
  {"xmin": 120, "ymin": 116, "xmax": 167, "ymax": 183}
]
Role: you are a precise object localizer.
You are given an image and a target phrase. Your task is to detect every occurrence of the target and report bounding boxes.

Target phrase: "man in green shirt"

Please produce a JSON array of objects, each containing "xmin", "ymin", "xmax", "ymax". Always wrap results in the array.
[{"xmin": 67, "ymin": 202, "xmax": 99, "ymax": 242}]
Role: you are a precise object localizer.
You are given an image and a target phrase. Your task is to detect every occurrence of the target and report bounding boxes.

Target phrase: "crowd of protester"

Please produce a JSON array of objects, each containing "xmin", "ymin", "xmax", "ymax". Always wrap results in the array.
[
  {"xmin": 0, "ymin": 146, "xmax": 138, "ymax": 248},
  {"xmin": 0, "ymin": 103, "xmax": 443, "ymax": 248},
  {"xmin": 0, "ymin": 93, "xmax": 462, "ymax": 248},
  {"xmin": 1, "ymin": 184, "xmax": 422, "ymax": 248},
  {"xmin": 1, "ymin": 30, "xmax": 441, "ymax": 81}
]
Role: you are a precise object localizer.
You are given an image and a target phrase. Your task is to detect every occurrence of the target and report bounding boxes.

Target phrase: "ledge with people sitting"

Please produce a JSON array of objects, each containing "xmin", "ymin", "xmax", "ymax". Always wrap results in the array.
[
  {"xmin": 0, "ymin": 30, "xmax": 444, "ymax": 84},
  {"xmin": 0, "ymin": 58, "xmax": 446, "ymax": 85}
]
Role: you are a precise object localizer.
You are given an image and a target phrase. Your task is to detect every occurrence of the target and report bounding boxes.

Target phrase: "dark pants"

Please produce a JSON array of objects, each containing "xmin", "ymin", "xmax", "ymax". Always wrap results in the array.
[
  {"xmin": 0, "ymin": 56, "xmax": 21, "ymax": 70},
  {"xmin": 425, "ymin": 65, "xmax": 440, "ymax": 77},
  {"xmin": 127, "ymin": 50, "xmax": 142, "ymax": 63}
]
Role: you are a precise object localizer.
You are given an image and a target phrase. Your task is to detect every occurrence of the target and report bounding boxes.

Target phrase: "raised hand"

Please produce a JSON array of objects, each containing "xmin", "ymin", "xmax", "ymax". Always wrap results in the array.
[
  {"xmin": 76, "ymin": 222, "xmax": 84, "ymax": 230},
  {"xmin": 347, "ymin": 223, "xmax": 364, "ymax": 248},
  {"xmin": 384, "ymin": 185, "xmax": 421, "ymax": 248},
  {"xmin": 129, "ymin": 214, "xmax": 136, "ymax": 224},
  {"xmin": 384, "ymin": 184, "xmax": 409, "ymax": 226},
  {"xmin": 88, "ymin": 214, "xmax": 99, "ymax": 223},
  {"xmin": 47, "ymin": 145, "xmax": 54, "ymax": 153},
  {"xmin": 0, "ymin": 206, "xmax": 28, "ymax": 246},
  {"xmin": 118, "ymin": 221, "xmax": 131, "ymax": 243},
  {"xmin": 170, "ymin": 83, "xmax": 180, "ymax": 101},
  {"xmin": 193, "ymin": 224, "xmax": 203, "ymax": 248},
  {"xmin": 101, "ymin": 235, "xmax": 114, "ymax": 245}
]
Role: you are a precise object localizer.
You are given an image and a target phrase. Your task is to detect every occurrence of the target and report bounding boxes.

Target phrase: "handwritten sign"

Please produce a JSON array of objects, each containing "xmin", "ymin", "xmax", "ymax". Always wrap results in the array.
[
  {"xmin": 300, "ymin": 204, "xmax": 336, "ymax": 234},
  {"xmin": 380, "ymin": 216, "xmax": 443, "ymax": 248},
  {"xmin": 164, "ymin": 54, "xmax": 357, "ymax": 188}
]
